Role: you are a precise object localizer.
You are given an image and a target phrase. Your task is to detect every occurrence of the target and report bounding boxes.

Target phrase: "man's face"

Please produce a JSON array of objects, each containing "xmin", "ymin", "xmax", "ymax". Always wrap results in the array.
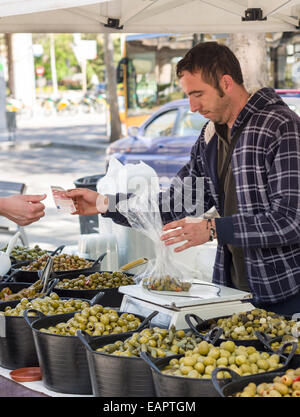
[{"xmin": 179, "ymin": 70, "xmax": 231, "ymax": 125}]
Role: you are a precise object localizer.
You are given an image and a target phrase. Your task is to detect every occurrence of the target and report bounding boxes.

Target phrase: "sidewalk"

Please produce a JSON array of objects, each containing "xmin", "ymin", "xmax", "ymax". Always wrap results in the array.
[
  {"xmin": 0, "ymin": 112, "xmax": 110, "ymax": 152},
  {"xmin": 0, "ymin": 113, "xmax": 110, "ymax": 252}
]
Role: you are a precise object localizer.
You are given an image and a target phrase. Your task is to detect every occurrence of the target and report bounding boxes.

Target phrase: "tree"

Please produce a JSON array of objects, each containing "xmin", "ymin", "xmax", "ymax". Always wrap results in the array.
[
  {"xmin": 5, "ymin": 34, "xmax": 15, "ymax": 96},
  {"xmin": 103, "ymin": 33, "xmax": 122, "ymax": 143},
  {"xmin": 229, "ymin": 33, "xmax": 268, "ymax": 91},
  {"xmin": 33, "ymin": 34, "xmax": 81, "ymax": 89}
]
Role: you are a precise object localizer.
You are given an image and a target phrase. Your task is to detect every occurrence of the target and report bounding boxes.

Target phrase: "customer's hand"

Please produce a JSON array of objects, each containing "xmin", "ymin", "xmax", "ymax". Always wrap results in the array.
[
  {"xmin": 66, "ymin": 188, "xmax": 109, "ymax": 215},
  {"xmin": 161, "ymin": 217, "xmax": 216, "ymax": 252},
  {"xmin": 0, "ymin": 194, "xmax": 47, "ymax": 226}
]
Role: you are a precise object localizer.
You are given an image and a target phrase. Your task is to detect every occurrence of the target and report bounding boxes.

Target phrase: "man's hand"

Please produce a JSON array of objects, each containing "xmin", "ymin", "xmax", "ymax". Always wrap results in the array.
[
  {"xmin": 65, "ymin": 188, "xmax": 109, "ymax": 216},
  {"xmin": 0, "ymin": 194, "xmax": 47, "ymax": 226},
  {"xmin": 161, "ymin": 217, "xmax": 216, "ymax": 252}
]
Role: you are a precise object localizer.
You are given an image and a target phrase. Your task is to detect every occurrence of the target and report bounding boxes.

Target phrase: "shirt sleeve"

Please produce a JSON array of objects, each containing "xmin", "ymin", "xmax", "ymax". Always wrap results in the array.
[
  {"xmin": 103, "ymin": 135, "xmax": 216, "ymax": 227},
  {"xmin": 218, "ymin": 117, "xmax": 300, "ymax": 248}
]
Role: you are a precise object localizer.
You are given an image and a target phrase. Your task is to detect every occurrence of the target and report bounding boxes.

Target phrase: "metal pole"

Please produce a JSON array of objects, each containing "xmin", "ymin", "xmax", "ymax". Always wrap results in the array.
[
  {"xmin": 50, "ymin": 33, "xmax": 58, "ymax": 97},
  {"xmin": 82, "ymin": 58, "xmax": 87, "ymax": 94}
]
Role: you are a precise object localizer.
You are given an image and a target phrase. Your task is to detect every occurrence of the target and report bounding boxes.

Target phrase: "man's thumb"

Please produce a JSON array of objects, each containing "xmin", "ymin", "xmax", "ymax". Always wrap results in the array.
[{"xmin": 24, "ymin": 194, "xmax": 47, "ymax": 203}]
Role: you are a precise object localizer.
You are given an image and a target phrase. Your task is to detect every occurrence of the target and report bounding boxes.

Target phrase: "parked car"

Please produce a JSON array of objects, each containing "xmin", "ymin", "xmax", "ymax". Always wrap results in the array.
[
  {"xmin": 105, "ymin": 99, "xmax": 207, "ymax": 187},
  {"xmin": 276, "ymin": 89, "xmax": 300, "ymax": 116},
  {"xmin": 105, "ymin": 91, "xmax": 300, "ymax": 186}
]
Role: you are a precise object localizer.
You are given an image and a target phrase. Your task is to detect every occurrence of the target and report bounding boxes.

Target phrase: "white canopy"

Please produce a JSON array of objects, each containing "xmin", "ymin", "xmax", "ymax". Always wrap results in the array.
[{"xmin": 0, "ymin": 0, "xmax": 299, "ymax": 33}]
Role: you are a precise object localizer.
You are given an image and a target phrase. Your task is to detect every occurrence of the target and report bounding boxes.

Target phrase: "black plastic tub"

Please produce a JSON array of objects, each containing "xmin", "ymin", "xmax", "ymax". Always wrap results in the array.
[
  {"xmin": 255, "ymin": 331, "xmax": 300, "ymax": 368},
  {"xmin": 0, "ymin": 292, "xmax": 101, "ymax": 371},
  {"xmin": 10, "ymin": 245, "xmax": 65, "ymax": 267},
  {"xmin": 77, "ymin": 324, "xmax": 167, "ymax": 397},
  {"xmin": 185, "ymin": 313, "xmax": 294, "ymax": 350},
  {"xmin": 9, "ymin": 252, "xmax": 106, "ymax": 284},
  {"xmin": 0, "ymin": 282, "xmax": 41, "ymax": 302},
  {"xmin": 51, "ymin": 270, "xmax": 135, "ymax": 307},
  {"xmin": 77, "ymin": 331, "xmax": 156, "ymax": 397},
  {"xmin": 0, "ymin": 278, "xmax": 58, "ymax": 304},
  {"xmin": 211, "ymin": 367, "xmax": 287, "ymax": 397},
  {"xmin": 0, "ymin": 299, "xmax": 39, "ymax": 369},
  {"xmin": 23, "ymin": 309, "xmax": 157, "ymax": 395},
  {"xmin": 140, "ymin": 342, "xmax": 297, "ymax": 398}
]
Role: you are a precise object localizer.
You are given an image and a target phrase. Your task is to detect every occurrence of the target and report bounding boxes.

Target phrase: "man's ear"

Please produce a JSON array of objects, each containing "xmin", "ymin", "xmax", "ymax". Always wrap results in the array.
[{"xmin": 220, "ymin": 74, "xmax": 234, "ymax": 93}]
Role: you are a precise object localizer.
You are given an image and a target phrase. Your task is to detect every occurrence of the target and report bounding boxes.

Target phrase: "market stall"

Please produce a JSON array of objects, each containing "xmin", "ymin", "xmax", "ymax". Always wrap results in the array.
[{"xmin": 0, "ymin": 0, "xmax": 298, "ymax": 33}]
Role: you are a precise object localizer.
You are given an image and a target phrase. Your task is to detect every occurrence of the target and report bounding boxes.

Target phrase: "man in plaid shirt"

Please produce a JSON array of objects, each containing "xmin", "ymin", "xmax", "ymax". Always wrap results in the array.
[{"xmin": 67, "ymin": 43, "xmax": 300, "ymax": 314}]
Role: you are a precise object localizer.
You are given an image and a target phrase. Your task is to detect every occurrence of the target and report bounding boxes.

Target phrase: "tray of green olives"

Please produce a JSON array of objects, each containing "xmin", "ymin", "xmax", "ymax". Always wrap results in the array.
[
  {"xmin": 0, "ymin": 292, "xmax": 96, "ymax": 370},
  {"xmin": 51, "ymin": 269, "xmax": 136, "ymax": 307},
  {"xmin": 9, "ymin": 251, "xmax": 107, "ymax": 284},
  {"xmin": 211, "ymin": 365, "xmax": 300, "ymax": 397},
  {"xmin": 24, "ymin": 306, "xmax": 157, "ymax": 338},
  {"xmin": 76, "ymin": 325, "xmax": 202, "ymax": 397},
  {"xmin": 8, "ymin": 244, "xmax": 65, "ymax": 267},
  {"xmin": 21, "ymin": 308, "xmax": 158, "ymax": 395},
  {"xmin": 254, "ymin": 331, "xmax": 300, "ymax": 368},
  {"xmin": 140, "ymin": 339, "xmax": 297, "ymax": 397},
  {"xmin": 0, "ymin": 278, "xmax": 58, "ymax": 302},
  {"xmin": 185, "ymin": 309, "xmax": 297, "ymax": 350}
]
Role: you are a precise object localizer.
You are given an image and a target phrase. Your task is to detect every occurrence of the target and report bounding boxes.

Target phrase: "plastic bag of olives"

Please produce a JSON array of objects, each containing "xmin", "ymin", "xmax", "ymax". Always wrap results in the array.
[{"xmin": 116, "ymin": 174, "xmax": 194, "ymax": 292}]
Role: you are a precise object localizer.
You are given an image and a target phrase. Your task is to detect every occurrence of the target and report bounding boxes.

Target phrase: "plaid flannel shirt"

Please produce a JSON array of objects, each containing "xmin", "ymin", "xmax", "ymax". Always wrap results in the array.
[{"xmin": 104, "ymin": 88, "xmax": 300, "ymax": 304}]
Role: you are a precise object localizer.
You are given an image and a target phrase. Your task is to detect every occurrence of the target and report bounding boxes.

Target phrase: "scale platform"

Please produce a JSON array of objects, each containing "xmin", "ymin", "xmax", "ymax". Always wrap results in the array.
[{"xmin": 119, "ymin": 282, "xmax": 254, "ymax": 329}]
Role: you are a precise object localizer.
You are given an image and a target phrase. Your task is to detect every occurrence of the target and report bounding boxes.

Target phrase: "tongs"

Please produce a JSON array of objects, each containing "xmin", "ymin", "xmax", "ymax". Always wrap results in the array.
[{"xmin": 40, "ymin": 256, "xmax": 54, "ymax": 294}]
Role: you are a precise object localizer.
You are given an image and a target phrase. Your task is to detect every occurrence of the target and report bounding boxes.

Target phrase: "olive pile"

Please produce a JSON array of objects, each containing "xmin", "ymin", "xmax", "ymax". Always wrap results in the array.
[
  {"xmin": 162, "ymin": 340, "xmax": 283, "ymax": 379},
  {"xmin": 0, "ymin": 279, "xmax": 47, "ymax": 301},
  {"xmin": 0, "ymin": 287, "xmax": 12, "ymax": 300},
  {"xmin": 0, "ymin": 293, "xmax": 90, "ymax": 316},
  {"xmin": 39, "ymin": 305, "xmax": 142, "ymax": 336},
  {"xmin": 21, "ymin": 254, "xmax": 94, "ymax": 272},
  {"xmin": 233, "ymin": 367, "xmax": 300, "ymax": 397},
  {"xmin": 202, "ymin": 309, "xmax": 297, "ymax": 340},
  {"xmin": 55, "ymin": 271, "xmax": 135, "ymax": 290},
  {"xmin": 96, "ymin": 326, "xmax": 202, "ymax": 358},
  {"xmin": 143, "ymin": 275, "xmax": 192, "ymax": 292},
  {"xmin": 2, "ymin": 244, "xmax": 47, "ymax": 262},
  {"xmin": 271, "ymin": 338, "xmax": 300, "ymax": 355}
]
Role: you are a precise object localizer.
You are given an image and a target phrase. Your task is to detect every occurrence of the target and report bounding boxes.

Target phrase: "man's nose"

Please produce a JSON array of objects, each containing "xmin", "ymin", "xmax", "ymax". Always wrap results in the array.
[{"xmin": 189, "ymin": 97, "xmax": 201, "ymax": 113}]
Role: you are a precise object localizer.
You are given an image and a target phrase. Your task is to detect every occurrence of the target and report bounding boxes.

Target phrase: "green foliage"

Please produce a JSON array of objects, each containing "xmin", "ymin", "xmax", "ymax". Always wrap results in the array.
[
  {"xmin": 33, "ymin": 34, "xmax": 78, "ymax": 83},
  {"xmin": 32, "ymin": 33, "xmax": 122, "ymax": 90}
]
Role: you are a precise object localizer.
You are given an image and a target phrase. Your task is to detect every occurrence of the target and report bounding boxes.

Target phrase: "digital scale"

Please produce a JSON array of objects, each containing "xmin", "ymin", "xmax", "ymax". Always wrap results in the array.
[{"xmin": 119, "ymin": 281, "xmax": 255, "ymax": 329}]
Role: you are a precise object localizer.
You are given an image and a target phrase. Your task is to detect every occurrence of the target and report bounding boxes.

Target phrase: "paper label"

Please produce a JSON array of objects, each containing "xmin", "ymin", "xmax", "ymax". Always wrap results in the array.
[
  {"xmin": 0, "ymin": 314, "xmax": 6, "ymax": 337},
  {"xmin": 51, "ymin": 186, "xmax": 76, "ymax": 214}
]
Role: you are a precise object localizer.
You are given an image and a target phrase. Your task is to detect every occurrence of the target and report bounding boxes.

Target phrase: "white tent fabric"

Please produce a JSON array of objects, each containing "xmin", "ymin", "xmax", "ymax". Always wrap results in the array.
[
  {"xmin": 0, "ymin": 0, "xmax": 299, "ymax": 33},
  {"xmin": 0, "ymin": 0, "xmax": 106, "ymax": 17}
]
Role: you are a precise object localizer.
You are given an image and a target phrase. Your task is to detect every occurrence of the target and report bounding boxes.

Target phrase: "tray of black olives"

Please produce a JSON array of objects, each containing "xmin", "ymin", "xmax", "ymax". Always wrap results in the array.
[
  {"xmin": 8, "ymin": 251, "xmax": 107, "ymax": 283},
  {"xmin": 185, "ymin": 309, "xmax": 297, "ymax": 350}
]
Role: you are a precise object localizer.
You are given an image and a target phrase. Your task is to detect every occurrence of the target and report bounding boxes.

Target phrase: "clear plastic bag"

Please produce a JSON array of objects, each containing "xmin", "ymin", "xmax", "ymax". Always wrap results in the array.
[{"xmin": 117, "ymin": 172, "xmax": 195, "ymax": 292}]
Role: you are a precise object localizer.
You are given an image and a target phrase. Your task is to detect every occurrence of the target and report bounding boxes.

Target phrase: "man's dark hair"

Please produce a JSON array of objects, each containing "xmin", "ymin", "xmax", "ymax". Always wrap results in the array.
[{"xmin": 176, "ymin": 42, "xmax": 244, "ymax": 93}]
